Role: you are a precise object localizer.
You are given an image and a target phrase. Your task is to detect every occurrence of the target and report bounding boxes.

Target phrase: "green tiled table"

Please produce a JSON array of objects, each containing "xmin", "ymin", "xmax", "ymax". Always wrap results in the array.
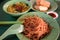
[{"xmin": 0, "ymin": 0, "xmax": 60, "ymax": 40}]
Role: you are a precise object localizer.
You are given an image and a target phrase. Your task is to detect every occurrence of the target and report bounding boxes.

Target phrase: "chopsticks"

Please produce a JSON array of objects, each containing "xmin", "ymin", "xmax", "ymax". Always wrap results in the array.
[{"xmin": 0, "ymin": 21, "xmax": 23, "ymax": 24}]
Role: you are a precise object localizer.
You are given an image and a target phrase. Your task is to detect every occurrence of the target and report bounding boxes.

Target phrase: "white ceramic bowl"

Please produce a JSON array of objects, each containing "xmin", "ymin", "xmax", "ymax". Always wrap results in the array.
[{"xmin": 47, "ymin": 11, "xmax": 58, "ymax": 19}]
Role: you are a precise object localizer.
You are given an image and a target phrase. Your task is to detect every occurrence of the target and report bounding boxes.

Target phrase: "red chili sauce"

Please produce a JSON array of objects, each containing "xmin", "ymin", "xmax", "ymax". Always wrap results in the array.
[{"xmin": 48, "ymin": 13, "xmax": 56, "ymax": 18}]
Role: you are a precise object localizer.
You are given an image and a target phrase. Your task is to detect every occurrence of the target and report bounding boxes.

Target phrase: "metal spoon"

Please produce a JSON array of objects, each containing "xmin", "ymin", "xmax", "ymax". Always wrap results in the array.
[{"xmin": 0, "ymin": 24, "xmax": 24, "ymax": 40}]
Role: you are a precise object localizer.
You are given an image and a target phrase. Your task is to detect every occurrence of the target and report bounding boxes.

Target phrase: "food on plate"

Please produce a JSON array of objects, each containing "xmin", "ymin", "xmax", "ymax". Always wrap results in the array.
[
  {"xmin": 7, "ymin": 2, "xmax": 29, "ymax": 13},
  {"xmin": 7, "ymin": 5, "xmax": 17, "ymax": 13},
  {"xmin": 34, "ymin": 5, "xmax": 39, "ymax": 10},
  {"xmin": 40, "ymin": 0, "xmax": 50, "ymax": 8},
  {"xmin": 34, "ymin": 0, "xmax": 51, "ymax": 12},
  {"xmin": 21, "ymin": 16, "xmax": 51, "ymax": 40},
  {"xmin": 39, "ymin": 6, "xmax": 48, "ymax": 12}
]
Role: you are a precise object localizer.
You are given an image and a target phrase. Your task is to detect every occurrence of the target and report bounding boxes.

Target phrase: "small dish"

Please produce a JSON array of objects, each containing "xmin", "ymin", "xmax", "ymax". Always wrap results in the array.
[
  {"xmin": 32, "ymin": 0, "xmax": 58, "ymax": 12},
  {"xmin": 47, "ymin": 11, "xmax": 58, "ymax": 19},
  {"xmin": 3, "ymin": 0, "xmax": 31, "ymax": 16}
]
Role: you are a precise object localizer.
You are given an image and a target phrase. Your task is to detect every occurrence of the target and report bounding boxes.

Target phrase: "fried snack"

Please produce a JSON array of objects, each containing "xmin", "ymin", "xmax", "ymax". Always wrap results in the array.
[{"xmin": 7, "ymin": 2, "xmax": 29, "ymax": 13}]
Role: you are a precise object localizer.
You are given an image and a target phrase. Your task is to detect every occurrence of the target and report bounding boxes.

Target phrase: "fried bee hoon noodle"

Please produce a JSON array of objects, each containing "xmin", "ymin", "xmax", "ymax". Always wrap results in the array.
[{"xmin": 21, "ymin": 16, "xmax": 51, "ymax": 40}]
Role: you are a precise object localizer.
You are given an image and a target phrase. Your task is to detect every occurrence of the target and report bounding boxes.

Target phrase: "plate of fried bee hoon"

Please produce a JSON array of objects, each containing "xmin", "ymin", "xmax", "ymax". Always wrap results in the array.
[{"xmin": 16, "ymin": 12, "xmax": 59, "ymax": 40}]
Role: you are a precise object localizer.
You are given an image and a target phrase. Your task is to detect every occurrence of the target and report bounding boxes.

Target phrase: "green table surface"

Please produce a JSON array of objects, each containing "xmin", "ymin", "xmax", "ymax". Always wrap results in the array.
[{"xmin": 0, "ymin": 0, "xmax": 60, "ymax": 40}]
